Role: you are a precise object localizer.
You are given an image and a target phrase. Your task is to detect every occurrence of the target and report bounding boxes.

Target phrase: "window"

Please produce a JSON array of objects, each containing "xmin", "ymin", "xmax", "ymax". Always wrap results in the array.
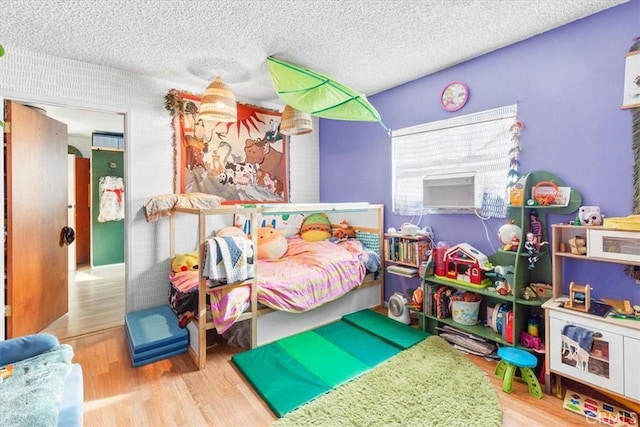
[
  {"xmin": 92, "ymin": 132, "xmax": 124, "ymax": 150},
  {"xmin": 392, "ymin": 104, "xmax": 519, "ymax": 218}
]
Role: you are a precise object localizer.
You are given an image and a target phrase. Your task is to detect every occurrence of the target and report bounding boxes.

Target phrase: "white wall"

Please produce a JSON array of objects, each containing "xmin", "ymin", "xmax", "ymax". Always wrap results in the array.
[
  {"xmin": 0, "ymin": 46, "xmax": 319, "ymax": 333},
  {"xmin": 68, "ymin": 135, "xmax": 92, "ymax": 158}
]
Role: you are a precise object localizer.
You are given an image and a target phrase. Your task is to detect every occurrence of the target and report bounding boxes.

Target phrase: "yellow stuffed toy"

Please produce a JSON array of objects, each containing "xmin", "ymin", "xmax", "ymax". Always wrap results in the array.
[
  {"xmin": 169, "ymin": 251, "xmax": 199, "ymax": 328},
  {"xmin": 300, "ymin": 212, "xmax": 332, "ymax": 242},
  {"xmin": 171, "ymin": 251, "xmax": 199, "ymax": 273},
  {"xmin": 170, "ymin": 251, "xmax": 200, "ymax": 293}
]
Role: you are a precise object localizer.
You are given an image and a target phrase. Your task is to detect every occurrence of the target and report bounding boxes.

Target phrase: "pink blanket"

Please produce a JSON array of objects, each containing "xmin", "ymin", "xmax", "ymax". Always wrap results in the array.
[{"xmin": 209, "ymin": 237, "xmax": 366, "ymax": 333}]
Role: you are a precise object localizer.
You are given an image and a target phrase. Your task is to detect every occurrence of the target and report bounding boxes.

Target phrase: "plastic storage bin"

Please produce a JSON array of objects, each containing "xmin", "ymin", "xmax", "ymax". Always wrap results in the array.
[{"xmin": 451, "ymin": 300, "xmax": 481, "ymax": 325}]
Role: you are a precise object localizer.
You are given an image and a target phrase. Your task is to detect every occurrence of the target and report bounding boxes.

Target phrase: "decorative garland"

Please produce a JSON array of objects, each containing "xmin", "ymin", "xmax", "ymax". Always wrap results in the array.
[
  {"xmin": 632, "ymin": 37, "xmax": 640, "ymax": 214},
  {"xmin": 625, "ymin": 37, "xmax": 639, "ymax": 279},
  {"xmin": 507, "ymin": 120, "xmax": 524, "ymax": 189},
  {"xmin": 164, "ymin": 89, "xmax": 183, "ymax": 192},
  {"xmin": 164, "ymin": 89, "xmax": 184, "ymax": 116},
  {"xmin": 634, "ymin": 109, "xmax": 640, "ymax": 214}
]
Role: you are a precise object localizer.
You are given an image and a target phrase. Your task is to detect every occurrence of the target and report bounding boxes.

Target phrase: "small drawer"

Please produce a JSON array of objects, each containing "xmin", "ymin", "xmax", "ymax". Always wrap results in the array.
[{"xmin": 587, "ymin": 228, "xmax": 640, "ymax": 263}]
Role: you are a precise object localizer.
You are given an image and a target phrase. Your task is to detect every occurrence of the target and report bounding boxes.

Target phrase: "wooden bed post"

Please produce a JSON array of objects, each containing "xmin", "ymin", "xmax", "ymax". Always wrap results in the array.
[
  {"xmin": 195, "ymin": 210, "xmax": 207, "ymax": 369},
  {"xmin": 250, "ymin": 210, "xmax": 259, "ymax": 348},
  {"xmin": 377, "ymin": 205, "xmax": 385, "ymax": 308}
]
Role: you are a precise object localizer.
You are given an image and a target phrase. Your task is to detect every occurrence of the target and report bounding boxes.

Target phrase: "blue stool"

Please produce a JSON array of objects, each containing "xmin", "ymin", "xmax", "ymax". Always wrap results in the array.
[{"xmin": 494, "ymin": 347, "xmax": 543, "ymax": 398}]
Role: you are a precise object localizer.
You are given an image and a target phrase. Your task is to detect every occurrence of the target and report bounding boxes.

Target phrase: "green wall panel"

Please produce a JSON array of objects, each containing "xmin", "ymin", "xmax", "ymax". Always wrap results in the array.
[{"xmin": 92, "ymin": 149, "xmax": 124, "ymax": 266}]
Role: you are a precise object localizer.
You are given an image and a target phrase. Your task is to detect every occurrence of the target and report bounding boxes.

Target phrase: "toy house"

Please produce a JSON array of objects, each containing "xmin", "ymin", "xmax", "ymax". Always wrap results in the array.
[{"xmin": 438, "ymin": 243, "xmax": 492, "ymax": 287}]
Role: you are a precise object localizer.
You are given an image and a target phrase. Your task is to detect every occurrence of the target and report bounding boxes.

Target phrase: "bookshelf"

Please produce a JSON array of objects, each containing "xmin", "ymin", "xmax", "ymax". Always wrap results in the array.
[{"xmin": 383, "ymin": 233, "xmax": 432, "ymax": 278}]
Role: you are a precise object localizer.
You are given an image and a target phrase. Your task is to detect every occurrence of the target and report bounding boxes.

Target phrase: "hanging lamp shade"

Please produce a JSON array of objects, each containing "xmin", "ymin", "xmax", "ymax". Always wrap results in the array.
[
  {"xmin": 199, "ymin": 76, "xmax": 237, "ymax": 122},
  {"xmin": 279, "ymin": 105, "xmax": 313, "ymax": 136}
]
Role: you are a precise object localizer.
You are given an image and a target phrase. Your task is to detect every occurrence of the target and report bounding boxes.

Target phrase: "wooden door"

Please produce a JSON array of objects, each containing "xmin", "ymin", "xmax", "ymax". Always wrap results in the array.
[
  {"xmin": 5, "ymin": 101, "xmax": 69, "ymax": 338},
  {"xmin": 75, "ymin": 157, "xmax": 91, "ymax": 265}
]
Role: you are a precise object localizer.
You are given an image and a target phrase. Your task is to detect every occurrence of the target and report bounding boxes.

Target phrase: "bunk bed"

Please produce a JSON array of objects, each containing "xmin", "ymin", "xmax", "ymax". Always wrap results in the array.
[{"xmin": 152, "ymin": 199, "xmax": 384, "ymax": 370}]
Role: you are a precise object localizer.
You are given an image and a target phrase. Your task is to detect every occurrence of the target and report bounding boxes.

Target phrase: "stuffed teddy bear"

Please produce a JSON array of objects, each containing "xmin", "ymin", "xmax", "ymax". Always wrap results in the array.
[
  {"xmin": 257, "ymin": 225, "xmax": 288, "ymax": 260},
  {"xmin": 333, "ymin": 219, "xmax": 356, "ymax": 240},
  {"xmin": 300, "ymin": 212, "xmax": 332, "ymax": 242}
]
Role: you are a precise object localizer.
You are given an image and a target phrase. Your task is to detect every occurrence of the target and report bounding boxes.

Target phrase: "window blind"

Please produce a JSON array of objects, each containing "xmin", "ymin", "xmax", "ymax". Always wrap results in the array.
[{"xmin": 392, "ymin": 104, "xmax": 518, "ymax": 218}]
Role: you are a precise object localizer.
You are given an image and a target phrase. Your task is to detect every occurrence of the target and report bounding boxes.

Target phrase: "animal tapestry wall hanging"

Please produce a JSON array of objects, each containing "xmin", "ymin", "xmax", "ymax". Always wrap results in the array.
[{"xmin": 165, "ymin": 89, "xmax": 288, "ymax": 203}]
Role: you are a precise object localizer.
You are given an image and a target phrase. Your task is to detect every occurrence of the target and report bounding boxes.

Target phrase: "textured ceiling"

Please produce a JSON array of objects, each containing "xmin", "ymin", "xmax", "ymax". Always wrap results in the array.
[{"xmin": 1, "ymin": 0, "xmax": 627, "ymax": 135}]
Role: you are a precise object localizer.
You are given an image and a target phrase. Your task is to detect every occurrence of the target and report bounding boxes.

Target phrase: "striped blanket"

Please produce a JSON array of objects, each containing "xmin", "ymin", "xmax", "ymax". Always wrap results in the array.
[{"xmin": 209, "ymin": 237, "xmax": 367, "ymax": 334}]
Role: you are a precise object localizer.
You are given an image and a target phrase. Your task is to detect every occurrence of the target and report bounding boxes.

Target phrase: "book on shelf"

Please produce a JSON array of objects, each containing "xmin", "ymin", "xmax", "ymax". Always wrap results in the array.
[
  {"xmin": 424, "ymin": 282, "xmax": 442, "ymax": 317},
  {"xmin": 385, "ymin": 236, "xmax": 433, "ymax": 266},
  {"xmin": 386, "ymin": 265, "xmax": 418, "ymax": 277}
]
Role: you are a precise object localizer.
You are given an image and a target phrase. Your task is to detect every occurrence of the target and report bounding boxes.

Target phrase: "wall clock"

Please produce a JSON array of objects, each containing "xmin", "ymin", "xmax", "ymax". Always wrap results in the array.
[{"xmin": 440, "ymin": 81, "xmax": 469, "ymax": 112}]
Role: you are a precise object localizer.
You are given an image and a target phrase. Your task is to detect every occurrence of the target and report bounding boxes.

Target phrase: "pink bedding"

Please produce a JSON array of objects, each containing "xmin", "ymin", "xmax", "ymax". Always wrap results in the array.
[{"xmin": 209, "ymin": 237, "xmax": 367, "ymax": 333}]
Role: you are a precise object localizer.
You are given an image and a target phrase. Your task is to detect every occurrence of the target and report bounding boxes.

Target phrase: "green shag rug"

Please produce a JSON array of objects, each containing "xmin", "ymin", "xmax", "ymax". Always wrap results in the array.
[{"xmin": 273, "ymin": 336, "xmax": 502, "ymax": 427}]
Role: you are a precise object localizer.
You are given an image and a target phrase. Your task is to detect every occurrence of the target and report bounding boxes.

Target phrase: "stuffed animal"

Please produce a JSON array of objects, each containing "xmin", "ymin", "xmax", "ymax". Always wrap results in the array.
[
  {"xmin": 169, "ymin": 251, "xmax": 200, "ymax": 326},
  {"xmin": 169, "ymin": 252, "xmax": 200, "ymax": 328},
  {"xmin": 257, "ymin": 225, "xmax": 288, "ymax": 260},
  {"xmin": 216, "ymin": 226, "xmax": 248, "ymax": 239},
  {"xmin": 171, "ymin": 251, "xmax": 199, "ymax": 273},
  {"xmin": 333, "ymin": 219, "xmax": 356, "ymax": 240},
  {"xmin": 569, "ymin": 236, "xmax": 587, "ymax": 255},
  {"xmin": 300, "ymin": 212, "xmax": 332, "ymax": 242}
]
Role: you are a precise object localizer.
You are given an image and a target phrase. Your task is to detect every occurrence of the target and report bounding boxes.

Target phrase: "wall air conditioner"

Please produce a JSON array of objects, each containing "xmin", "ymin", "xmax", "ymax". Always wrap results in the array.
[{"xmin": 422, "ymin": 172, "xmax": 483, "ymax": 212}]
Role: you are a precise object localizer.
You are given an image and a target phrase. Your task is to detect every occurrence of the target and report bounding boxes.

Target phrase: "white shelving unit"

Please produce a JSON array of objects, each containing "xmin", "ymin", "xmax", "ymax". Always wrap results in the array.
[{"xmin": 543, "ymin": 224, "xmax": 640, "ymax": 403}]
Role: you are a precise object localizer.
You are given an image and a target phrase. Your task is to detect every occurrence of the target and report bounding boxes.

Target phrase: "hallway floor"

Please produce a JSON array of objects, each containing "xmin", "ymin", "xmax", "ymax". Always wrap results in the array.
[{"xmin": 41, "ymin": 264, "xmax": 125, "ymax": 340}]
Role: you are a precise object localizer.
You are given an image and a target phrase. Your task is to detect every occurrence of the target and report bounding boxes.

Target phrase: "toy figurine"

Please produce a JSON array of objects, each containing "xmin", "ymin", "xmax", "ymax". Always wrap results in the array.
[
  {"xmin": 486, "ymin": 265, "xmax": 514, "ymax": 295},
  {"xmin": 529, "ymin": 209, "xmax": 542, "ymax": 248},
  {"xmin": 510, "ymin": 234, "xmax": 520, "ymax": 252},
  {"xmin": 524, "ymin": 232, "xmax": 548, "ymax": 269},
  {"xmin": 498, "ymin": 220, "xmax": 522, "ymax": 251}
]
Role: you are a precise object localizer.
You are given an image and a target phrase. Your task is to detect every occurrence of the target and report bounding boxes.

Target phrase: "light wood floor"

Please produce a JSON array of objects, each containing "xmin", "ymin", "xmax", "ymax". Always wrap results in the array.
[
  {"xmin": 62, "ymin": 313, "xmax": 606, "ymax": 426},
  {"xmin": 41, "ymin": 264, "xmax": 125, "ymax": 340}
]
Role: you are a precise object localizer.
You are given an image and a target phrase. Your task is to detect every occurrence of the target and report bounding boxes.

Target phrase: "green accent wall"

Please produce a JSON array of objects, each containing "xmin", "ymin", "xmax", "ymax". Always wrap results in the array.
[{"xmin": 92, "ymin": 149, "xmax": 124, "ymax": 266}]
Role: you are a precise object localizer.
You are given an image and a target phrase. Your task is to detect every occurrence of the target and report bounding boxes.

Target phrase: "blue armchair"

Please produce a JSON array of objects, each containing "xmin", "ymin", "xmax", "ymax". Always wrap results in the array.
[{"xmin": 0, "ymin": 333, "xmax": 83, "ymax": 427}]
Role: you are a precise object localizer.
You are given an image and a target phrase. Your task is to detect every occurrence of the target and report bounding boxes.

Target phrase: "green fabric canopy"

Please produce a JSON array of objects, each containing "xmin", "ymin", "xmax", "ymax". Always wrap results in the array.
[{"xmin": 267, "ymin": 56, "xmax": 388, "ymax": 132}]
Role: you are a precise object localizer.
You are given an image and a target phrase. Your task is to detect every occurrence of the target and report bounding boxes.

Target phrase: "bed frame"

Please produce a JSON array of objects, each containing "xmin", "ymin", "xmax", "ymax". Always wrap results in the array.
[{"xmin": 169, "ymin": 202, "xmax": 384, "ymax": 369}]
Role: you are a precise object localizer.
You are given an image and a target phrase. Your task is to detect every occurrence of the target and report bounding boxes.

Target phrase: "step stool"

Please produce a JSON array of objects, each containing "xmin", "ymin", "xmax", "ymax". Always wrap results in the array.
[
  {"xmin": 494, "ymin": 347, "xmax": 543, "ymax": 398},
  {"xmin": 125, "ymin": 305, "xmax": 188, "ymax": 367}
]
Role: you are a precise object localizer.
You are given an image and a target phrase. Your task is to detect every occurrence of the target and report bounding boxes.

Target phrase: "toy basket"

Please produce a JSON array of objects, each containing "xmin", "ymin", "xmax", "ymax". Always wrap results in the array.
[
  {"xmin": 451, "ymin": 300, "xmax": 481, "ymax": 325},
  {"xmin": 532, "ymin": 181, "xmax": 559, "ymax": 206}
]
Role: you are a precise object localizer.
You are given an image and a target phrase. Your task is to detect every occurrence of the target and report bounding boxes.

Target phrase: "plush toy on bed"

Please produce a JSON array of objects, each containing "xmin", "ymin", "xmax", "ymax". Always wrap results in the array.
[
  {"xmin": 170, "ymin": 251, "xmax": 200, "ymax": 293},
  {"xmin": 216, "ymin": 226, "xmax": 248, "ymax": 239},
  {"xmin": 300, "ymin": 212, "xmax": 332, "ymax": 242},
  {"xmin": 169, "ymin": 251, "xmax": 200, "ymax": 328},
  {"xmin": 332, "ymin": 219, "xmax": 356, "ymax": 240},
  {"xmin": 257, "ymin": 225, "xmax": 288, "ymax": 260},
  {"xmin": 172, "ymin": 251, "xmax": 199, "ymax": 273}
]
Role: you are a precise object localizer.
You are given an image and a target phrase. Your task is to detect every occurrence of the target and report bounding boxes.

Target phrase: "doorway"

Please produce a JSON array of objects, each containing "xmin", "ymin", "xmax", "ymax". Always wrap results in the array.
[
  {"xmin": 42, "ymin": 264, "xmax": 125, "ymax": 338},
  {"xmin": 26, "ymin": 102, "xmax": 126, "ymax": 340}
]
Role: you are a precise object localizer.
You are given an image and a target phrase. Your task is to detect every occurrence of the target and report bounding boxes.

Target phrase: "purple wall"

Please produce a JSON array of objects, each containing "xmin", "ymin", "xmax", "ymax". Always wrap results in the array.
[{"xmin": 320, "ymin": 0, "xmax": 640, "ymax": 303}]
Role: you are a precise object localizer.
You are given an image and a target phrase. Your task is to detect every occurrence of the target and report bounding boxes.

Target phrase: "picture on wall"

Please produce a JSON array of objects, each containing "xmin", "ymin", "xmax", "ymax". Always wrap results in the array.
[{"xmin": 166, "ymin": 89, "xmax": 288, "ymax": 203}]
